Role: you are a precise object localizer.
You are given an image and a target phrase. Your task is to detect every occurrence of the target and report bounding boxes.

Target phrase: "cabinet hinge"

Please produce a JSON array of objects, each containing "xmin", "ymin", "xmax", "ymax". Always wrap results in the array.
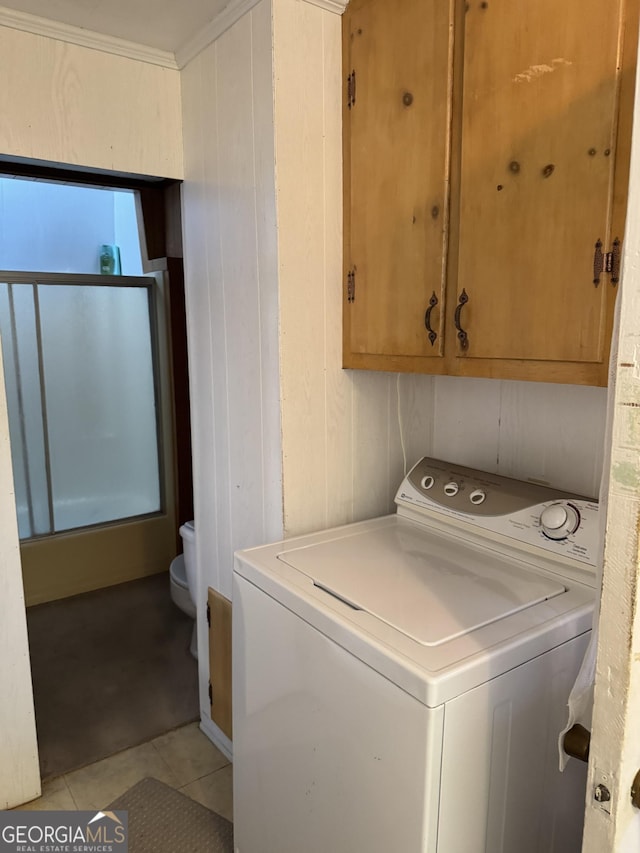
[
  {"xmin": 206, "ymin": 601, "xmax": 211, "ymax": 627},
  {"xmin": 347, "ymin": 268, "xmax": 356, "ymax": 303},
  {"xmin": 593, "ymin": 237, "xmax": 621, "ymax": 286},
  {"xmin": 347, "ymin": 70, "xmax": 356, "ymax": 109}
]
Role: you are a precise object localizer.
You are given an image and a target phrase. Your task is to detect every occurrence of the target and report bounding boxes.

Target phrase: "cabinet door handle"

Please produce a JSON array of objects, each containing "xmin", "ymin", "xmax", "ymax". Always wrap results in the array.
[
  {"xmin": 424, "ymin": 292, "xmax": 438, "ymax": 346},
  {"xmin": 454, "ymin": 289, "xmax": 469, "ymax": 350},
  {"xmin": 593, "ymin": 239, "xmax": 604, "ymax": 285}
]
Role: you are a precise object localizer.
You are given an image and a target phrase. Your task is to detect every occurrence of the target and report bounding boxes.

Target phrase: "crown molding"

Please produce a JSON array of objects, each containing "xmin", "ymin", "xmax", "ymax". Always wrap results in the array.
[
  {"xmin": 0, "ymin": 0, "xmax": 349, "ymax": 73},
  {"xmin": 302, "ymin": 0, "xmax": 349, "ymax": 14},
  {"xmin": 175, "ymin": 0, "xmax": 262, "ymax": 69},
  {"xmin": 0, "ymin": 4, "xmax": 178, "ymax": 69},
  {"xmin": 176, "ymin": 0, "xmax": 349, "ymax": 68}
]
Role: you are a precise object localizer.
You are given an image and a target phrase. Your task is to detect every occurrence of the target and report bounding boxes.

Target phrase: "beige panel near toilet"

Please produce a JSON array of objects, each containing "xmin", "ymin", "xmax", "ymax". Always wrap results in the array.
[
  {"xmin": 21, "ymin": 515, "xmax": 176, "ymax": 606},
  {"xmin": 208, "ymin": 587, "xmax": 232, "ymax": 740}
]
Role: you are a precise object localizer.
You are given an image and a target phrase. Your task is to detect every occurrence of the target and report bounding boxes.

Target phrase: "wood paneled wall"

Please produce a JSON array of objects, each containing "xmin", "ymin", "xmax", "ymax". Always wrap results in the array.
[
  {"xmin": 181, "ymin": 1, "xmax": 283, "ymax": 740},
  {"xmin": 0, "ymin": 26, "xmax": 182, "ymax": 178},
  {"xmin": 273, "ymin": 0, "xmax": 434, "ymax": 537},
  {"xmin": 431, "ymin": 376, "xmax": 607, "ymax": 498},
  {"xmin": 181, "ymin": 0, "xmax": 283, "ymax": 607}
]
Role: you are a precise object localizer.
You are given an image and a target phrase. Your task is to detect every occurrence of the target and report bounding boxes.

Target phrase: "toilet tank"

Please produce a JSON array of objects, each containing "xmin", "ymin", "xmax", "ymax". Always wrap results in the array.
[{"xmin": 179, "ymin": 520, "xmax": 196, "ymax": 596}]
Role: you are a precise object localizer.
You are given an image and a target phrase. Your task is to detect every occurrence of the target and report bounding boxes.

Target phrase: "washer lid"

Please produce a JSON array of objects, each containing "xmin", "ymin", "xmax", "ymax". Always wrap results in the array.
[{"xmin": 277, "ymin": 524, "xmax": 566, "ymax": 647}]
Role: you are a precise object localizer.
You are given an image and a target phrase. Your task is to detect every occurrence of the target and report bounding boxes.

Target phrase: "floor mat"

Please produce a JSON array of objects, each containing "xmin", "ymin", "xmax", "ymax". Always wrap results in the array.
[
  {"xmin": 109, "ymin": 777, "xmax": 233, "ymax": 853},
  {"xmin": 27, "ymin": 572, "xmax": 199, "ymax": 780}
]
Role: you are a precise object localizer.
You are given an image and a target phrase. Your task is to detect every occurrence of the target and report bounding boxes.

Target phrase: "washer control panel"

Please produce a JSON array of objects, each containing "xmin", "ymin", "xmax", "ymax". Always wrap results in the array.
[{"xmin": 395, "ymin": 457, "xmax": 599, "ymax": 567}]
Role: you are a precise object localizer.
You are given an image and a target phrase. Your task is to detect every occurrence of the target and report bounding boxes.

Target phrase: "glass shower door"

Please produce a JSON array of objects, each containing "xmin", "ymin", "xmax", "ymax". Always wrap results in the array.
[{"xmin": 0, "ymin": 272, "xmax": 177, "ymax": 605}]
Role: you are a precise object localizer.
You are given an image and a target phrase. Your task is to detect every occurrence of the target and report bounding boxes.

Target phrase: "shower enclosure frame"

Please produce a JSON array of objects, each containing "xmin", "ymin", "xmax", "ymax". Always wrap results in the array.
[{"xmin": 0, "ymin": 269, "xmax": 178, "ymax": 605}]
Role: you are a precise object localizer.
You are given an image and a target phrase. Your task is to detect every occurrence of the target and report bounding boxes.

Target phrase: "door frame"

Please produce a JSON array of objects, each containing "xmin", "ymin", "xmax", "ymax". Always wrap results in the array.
[
  {"xmin": 582, "ymin": 47, "xmax": 640, "ymax": 849},
  {"xmin": 0, "ymin": 339, "xmax": 40, "ymax": 807},
  {"xmin": 0, "ymin": 165, "xmax": 190, "ymax": 804}
]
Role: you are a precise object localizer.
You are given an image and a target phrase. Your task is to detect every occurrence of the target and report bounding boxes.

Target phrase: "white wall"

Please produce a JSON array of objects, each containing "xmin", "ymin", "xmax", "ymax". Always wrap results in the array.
[
  {"xmin": 181, "ymin": 0, "xmax": 282, "ymax": 595},
  {"xmin": 431, "ymin": 376, "xmax": 607, "ymax": 498},
  {"xmin": 0, "ymin": 25, "xmax": 183, "ymax": 178},
  {"xmin": 181, "ymin": 0, "xmax": 283, "ymax": 742},
  {"xmin": 272, "ymin": 0, "xmax": 433, "ymax": 537}
]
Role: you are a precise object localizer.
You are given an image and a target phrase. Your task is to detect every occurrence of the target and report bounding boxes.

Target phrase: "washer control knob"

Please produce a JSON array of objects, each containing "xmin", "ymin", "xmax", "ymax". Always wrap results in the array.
[
  {"xmin": 421, "ymin": 475, "xmax": 435, "ymax": 490},
  {"xmin": 443, "ymin": 481, "xmax": 459, "ymax": 497},
  {"xmin": 540, "ymin": 502, "xmax": 580, "ymax": 540},
  {"xmin": 469, "ymin": 489, "xmax": 486, "ymax": 506}
]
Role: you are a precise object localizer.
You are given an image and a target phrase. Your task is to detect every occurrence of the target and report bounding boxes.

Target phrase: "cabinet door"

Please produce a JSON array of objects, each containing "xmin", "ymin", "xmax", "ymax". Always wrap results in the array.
[
  {"xmin": 454, "ymin": 0, "xmax": 624, "ymax": 371},
  {"xmin": 343, "ymin": 0, "xmax": 454, "ymax": 365}
]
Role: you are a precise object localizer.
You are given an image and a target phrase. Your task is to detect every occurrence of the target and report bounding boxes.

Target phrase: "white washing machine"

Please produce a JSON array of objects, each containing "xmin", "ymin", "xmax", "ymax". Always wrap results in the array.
[{"xmin": 233, "ymin": 457, "xmax": 598, "ymax": 853}]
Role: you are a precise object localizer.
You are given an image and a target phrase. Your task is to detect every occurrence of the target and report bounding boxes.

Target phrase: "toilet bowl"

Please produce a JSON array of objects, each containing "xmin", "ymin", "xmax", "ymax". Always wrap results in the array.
[{"xmin": 169, "ymin": 520, "xmax": 198, "ymax": 659}]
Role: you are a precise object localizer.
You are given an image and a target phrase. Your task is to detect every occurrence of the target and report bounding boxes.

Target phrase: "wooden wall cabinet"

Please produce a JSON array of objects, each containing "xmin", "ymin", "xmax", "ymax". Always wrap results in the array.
[{"xmin": 343, "ymin": 0, "xmax": 639, "ymax": 385}]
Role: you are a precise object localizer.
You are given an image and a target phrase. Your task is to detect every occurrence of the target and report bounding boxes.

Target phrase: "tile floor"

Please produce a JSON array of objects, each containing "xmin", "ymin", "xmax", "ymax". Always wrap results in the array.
[{"xmin": 17, "ymin": 723, "xmax": 233, "ymax": 822}]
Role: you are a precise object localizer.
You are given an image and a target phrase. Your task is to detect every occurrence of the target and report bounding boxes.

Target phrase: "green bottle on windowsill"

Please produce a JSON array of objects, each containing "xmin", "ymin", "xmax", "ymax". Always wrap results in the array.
[{"xmin": 100, "ymin": 244, "xmax": 121, "ymax": 275}]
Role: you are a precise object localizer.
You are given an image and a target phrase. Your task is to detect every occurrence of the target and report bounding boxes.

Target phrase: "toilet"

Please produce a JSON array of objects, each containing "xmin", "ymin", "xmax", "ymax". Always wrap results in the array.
[{"xmin": 169, "ymin": 520, "xmax": 198, "ymax": 659}]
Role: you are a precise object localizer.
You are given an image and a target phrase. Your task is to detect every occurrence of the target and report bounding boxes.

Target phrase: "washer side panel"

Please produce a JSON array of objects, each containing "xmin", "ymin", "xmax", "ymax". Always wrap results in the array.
[
  {"xmin": 232, "ymin": 573, "xmax": 444, "ymax": 853},
  {"xmin": 438, "ymin": 632, "xmax": 590, "ymax": 853}
]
